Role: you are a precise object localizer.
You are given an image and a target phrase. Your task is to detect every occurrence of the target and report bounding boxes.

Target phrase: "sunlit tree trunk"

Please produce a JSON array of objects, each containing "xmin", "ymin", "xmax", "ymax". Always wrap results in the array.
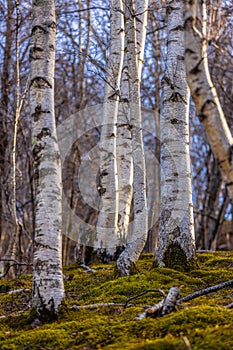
[
  {"xmin": 30, "ymin": 0, "xmax": 64, "ymax": 321},
  {"xmin": 155, "ymin": 0, "xmax": 196, "ymax": 270},
  {"xmin": 184, "ymin": 0, "xmax": 233, "ymax": 200},
  {"xmin": 96, "ymin": 0, "xmax": 124, "ymax": 255},
  {"xmin": 117, "ymin": 0, "xmax": 148, "ymax": 276}
]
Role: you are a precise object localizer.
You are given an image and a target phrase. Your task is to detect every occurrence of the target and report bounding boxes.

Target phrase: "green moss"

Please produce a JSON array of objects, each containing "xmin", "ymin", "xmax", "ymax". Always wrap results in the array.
[
  {"xmin": 162, "ymin": 242, "xmax": 198, "ymax": 272},
  {"xmin": 1, "ymin": 252, "xmax": 233, "ymax": 349}
]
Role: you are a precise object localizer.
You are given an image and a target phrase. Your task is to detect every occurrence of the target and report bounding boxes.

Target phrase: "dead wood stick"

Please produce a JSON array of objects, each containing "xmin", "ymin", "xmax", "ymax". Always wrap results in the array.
[
  {"xmin": 178, "ymin": 278, "xmax": 233, "ymax": 304},
  {"xmin": 225, "ymin": 301, "xmax": 233, "ymax": 309},
  {"xmin": 124, "ymin": 289, "xmax": 166, "ymax": 309},
  {"xmin": 137, "ymin": 287, "xmax": 180, "ymax": 320},
  {"xmin": 71, "ymin": 303, "xmax": 126, "ymax": 310},
  {"xmin": 79, "ymin": 264, "xmax": 96, "ymax": 273},
  {"xmin": 7, "ymin": 288, "xmax": 30, "ymax": 295}
]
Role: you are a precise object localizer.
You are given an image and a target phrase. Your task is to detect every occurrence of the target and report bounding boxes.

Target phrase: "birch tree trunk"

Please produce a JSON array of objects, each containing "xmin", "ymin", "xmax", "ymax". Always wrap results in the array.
[
  {"xmin": 117, "ymin": 55, "xmax": 133, "ymax": 246},
  {"xmin": 30, "ymin": 0, "xmax": 64, "ymax": 321},
  {"xmin": 117, "ymin": 0, "xmax": 148, "ymax": 276},
  {"xmin": 117, "ymin": 0, "xmax": 148, "ymax": 247},
  {"xmin": 96, "ymin": 0, "xmax": 124, "ymax": 255},
  {"xmin": 155, "ymin": 0, "xmax": 196, "ymax": 270},
  {"xmin": 184, "ymin": 0, "xmax": 233, "ymax": 200}
]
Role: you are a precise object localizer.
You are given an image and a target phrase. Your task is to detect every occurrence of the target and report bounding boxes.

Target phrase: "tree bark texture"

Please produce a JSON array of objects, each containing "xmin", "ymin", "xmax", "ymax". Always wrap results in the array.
[
  {"xmin": 117, "ymin": 0, "xmax": 148, "ymax": 276},
  {"xmin": 30, "ymin": 0, "xmax": 64, "ymax": 321},
  {"xmin": 96, "ymin": 0, "xmax": 124, "ymax": 252},
  {"xmin": 116, "ymin": 0, "xmax": 148, "ymax": 248},
  {"xmin": 155, "ymin": 0, "xmax": 196, "ymax": 269},
  {"xmin": 184, "ymin": 0, "xmax": 233, "ymax": 200}
]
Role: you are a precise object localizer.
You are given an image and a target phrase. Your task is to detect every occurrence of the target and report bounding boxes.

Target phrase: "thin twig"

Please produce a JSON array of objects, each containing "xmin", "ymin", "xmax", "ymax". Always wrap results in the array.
[
  {"xmin": 79, "ymin": 264, "xmax": 96, "ymax": 273},
  {"xmin": 7, "ymin": 288, "xmax": 30, "ymax": 295},
  {"xmin": 225, "ymin": 301, "xmax": 233, "ymax": 309},
  {"xmin": 71, "ymin": 303, "xmax": 126, "ymax": 310},
  {"xmin": 178, "ymin": 278, "xmax": 233, "ymax": 304},
  {"xmin": 124, "ymin": 289, "xmax": 166, "ymax": 309}
]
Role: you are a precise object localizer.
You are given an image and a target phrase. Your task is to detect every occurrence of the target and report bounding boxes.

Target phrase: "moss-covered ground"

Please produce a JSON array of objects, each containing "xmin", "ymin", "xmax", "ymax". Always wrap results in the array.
[{"xmin": 0, "ymin": 251, "xmax": 233, "ymax": 349}]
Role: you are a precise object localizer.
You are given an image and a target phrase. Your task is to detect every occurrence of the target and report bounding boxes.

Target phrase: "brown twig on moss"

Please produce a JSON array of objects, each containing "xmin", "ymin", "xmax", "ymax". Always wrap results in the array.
[
  {"xmin": 177, "ymin": 278, "xmax": 233, "ymax": 304},
  {"xmin": 71, "ymin": 303, "xmax": 128, "ymax": 310},
  {"xmin": 124, "ymin": 289, "xmax": 166, "ymax": 309},
  {"xmin": 137, "ymin": 287, "xmax": 180, "ymax": 320}
]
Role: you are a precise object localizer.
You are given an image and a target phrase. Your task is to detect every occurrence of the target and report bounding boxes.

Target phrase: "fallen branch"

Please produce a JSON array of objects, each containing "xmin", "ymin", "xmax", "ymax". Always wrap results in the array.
[
  {"xmin": 137, "ymin": 278, "xmax": 233, "ymax": 320},
  {"xmin": 71, "ymin": 303, "xmax": 127, "ymax": 310},
  {"xmin": 137, "ymin": 287, "xmax": 180, "ymax": 320},
  {"xmin": 7, "ymin": 288, "xmax": 30, "ymax": 295},
  {"xmin": 178, "ymin": 278, "xmax": 233, "ymax": 304},
  {"xmin": 225, "ymin": 301, "xmax": 233, "ymax": 309},
  {"xmin": 124, "ymin": 289, "xmax": 166, "ymax": 309},
  {"xmin": 79, "ymin": 264, "xmax": 96, "ymax": 273}
]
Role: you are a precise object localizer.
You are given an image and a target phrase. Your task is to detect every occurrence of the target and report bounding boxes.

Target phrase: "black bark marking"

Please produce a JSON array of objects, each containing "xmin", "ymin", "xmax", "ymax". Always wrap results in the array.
[
  {"xmin": 161, "ymin": 75, "xmax": 174, "ymax": 89},
  {"xmin": 101, "ymin": 171, "xmax": 109, "ymax": 177},
  {"xmin": 190, "ymin": 58, "xmax": 203, "ymax": 74},
  {"xmin": 166, "ymin": 6, "xmax": 180, "ymax": 15},
  {"xmin": 165, "ymin": 92, "xmax": 187, "ymax": 104},
  {"xmin": 97, "ymin": 186, "xmax": 106, "ymax": 195},
  {"xmin": 49, "ymin": 44, "xmax": 55, "ymax": 51},
  {"xmin": 37, "ymin": 128, "xmax": 52, "ymax": 140},
  {"xmin": 117, "ymin": 123, "xmax": 133, "ymax": 130},
  {"xmin": 32, "ymin": 105, "xmax": 51, "ymax": 122},
  {"xmin": 185, "ymin": 47, "xmax": 195, "ymax": 54},
  {"xmin": 29, "ymin": 46, "xmax": 44, "ymax": 60},
  {"xmin": 170, "ymin": 25, "xmax": 184, "ymax": 32},
  {"xmin": 201, "ymin": 99, "xmax": 216, "ymax": 114},
  {"xmin": 32, "ymin": 25, "xmax": 49, "ymax": 35},
  {"xmin": 229, "ymin": 145, "xmax": 233, "ymax": 164},
  {"xmin": 30, "ymin": 77, "xmax": 52, "ymax": 89},
  {"xmin": 194, "ymin": 87, "xmax": 202, "ymax": 96},
  {"xmin": 34, "ymin": 240, "xmax": 58, "ymax": 251},
  {"xmin": 48, "ymin": 21, "xmax": 56, "ymax": 30},
  {"xmin": 177, "ymin": 55, "xmax": 184, "ymax": 61},
  {"xmin": 171, "ymin": 118, "xmax": 179, "ymax": 125},
  {"xmin": 32, "ymin": 143, "xmax": 44, "ymax": 162},
  {"xmin": 199, "ymin": 114, "xmax": 207, "ymax": 122}
]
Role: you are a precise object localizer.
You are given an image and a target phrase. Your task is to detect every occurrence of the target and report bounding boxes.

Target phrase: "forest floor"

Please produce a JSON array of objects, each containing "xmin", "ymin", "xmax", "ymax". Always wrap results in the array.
[{"xmin": 1, "ymin": 251, "xmax": 233, "ymax": 349}]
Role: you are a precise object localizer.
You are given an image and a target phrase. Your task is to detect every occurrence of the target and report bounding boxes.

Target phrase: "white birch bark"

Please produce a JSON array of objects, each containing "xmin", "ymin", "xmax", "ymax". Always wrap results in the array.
[
  {"xmin": 96, "ymin": 0, "xmax": 124, "ymax": 253},
  {"xmin": 30, "ymin": 0, "xmax": 64, "ymax": 321},
  {"xmin": 155, "ymin": 0, "xmax": 196, "ymax": 269},
  {"xmin": 117, "ymin": 0, "xmax": 148, "ymax": 276},
  {"xmin": 116, "ymin": 0, "xmax": 148, "ymax": 247},
  {"xmin": 184, "ymin": 0, "xmax": 233, "ymax": 200}
]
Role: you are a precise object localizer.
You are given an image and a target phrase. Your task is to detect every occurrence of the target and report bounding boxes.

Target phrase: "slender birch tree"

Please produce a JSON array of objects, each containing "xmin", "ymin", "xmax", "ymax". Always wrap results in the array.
[
  {"xmin": 30, "ymin": 0, "xmax": 64, "ymax": 321},
  {"xmin": 117, "ymin": 0, "xmax": 148, "ymax": 246},
  {"xmin": 117, "ymin": 0, "xmax": 148, "ymax": 276},
  {"xmin": 184, "ymin": 0, "xmax": 233, "ymax": 201},
  {"xmin": 96, "ymin": 0, "xmax": 124, "ymax": 254},
  {"xmin": 155, "ymin": 0, "xmax": 196, "ymax": 270}
]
